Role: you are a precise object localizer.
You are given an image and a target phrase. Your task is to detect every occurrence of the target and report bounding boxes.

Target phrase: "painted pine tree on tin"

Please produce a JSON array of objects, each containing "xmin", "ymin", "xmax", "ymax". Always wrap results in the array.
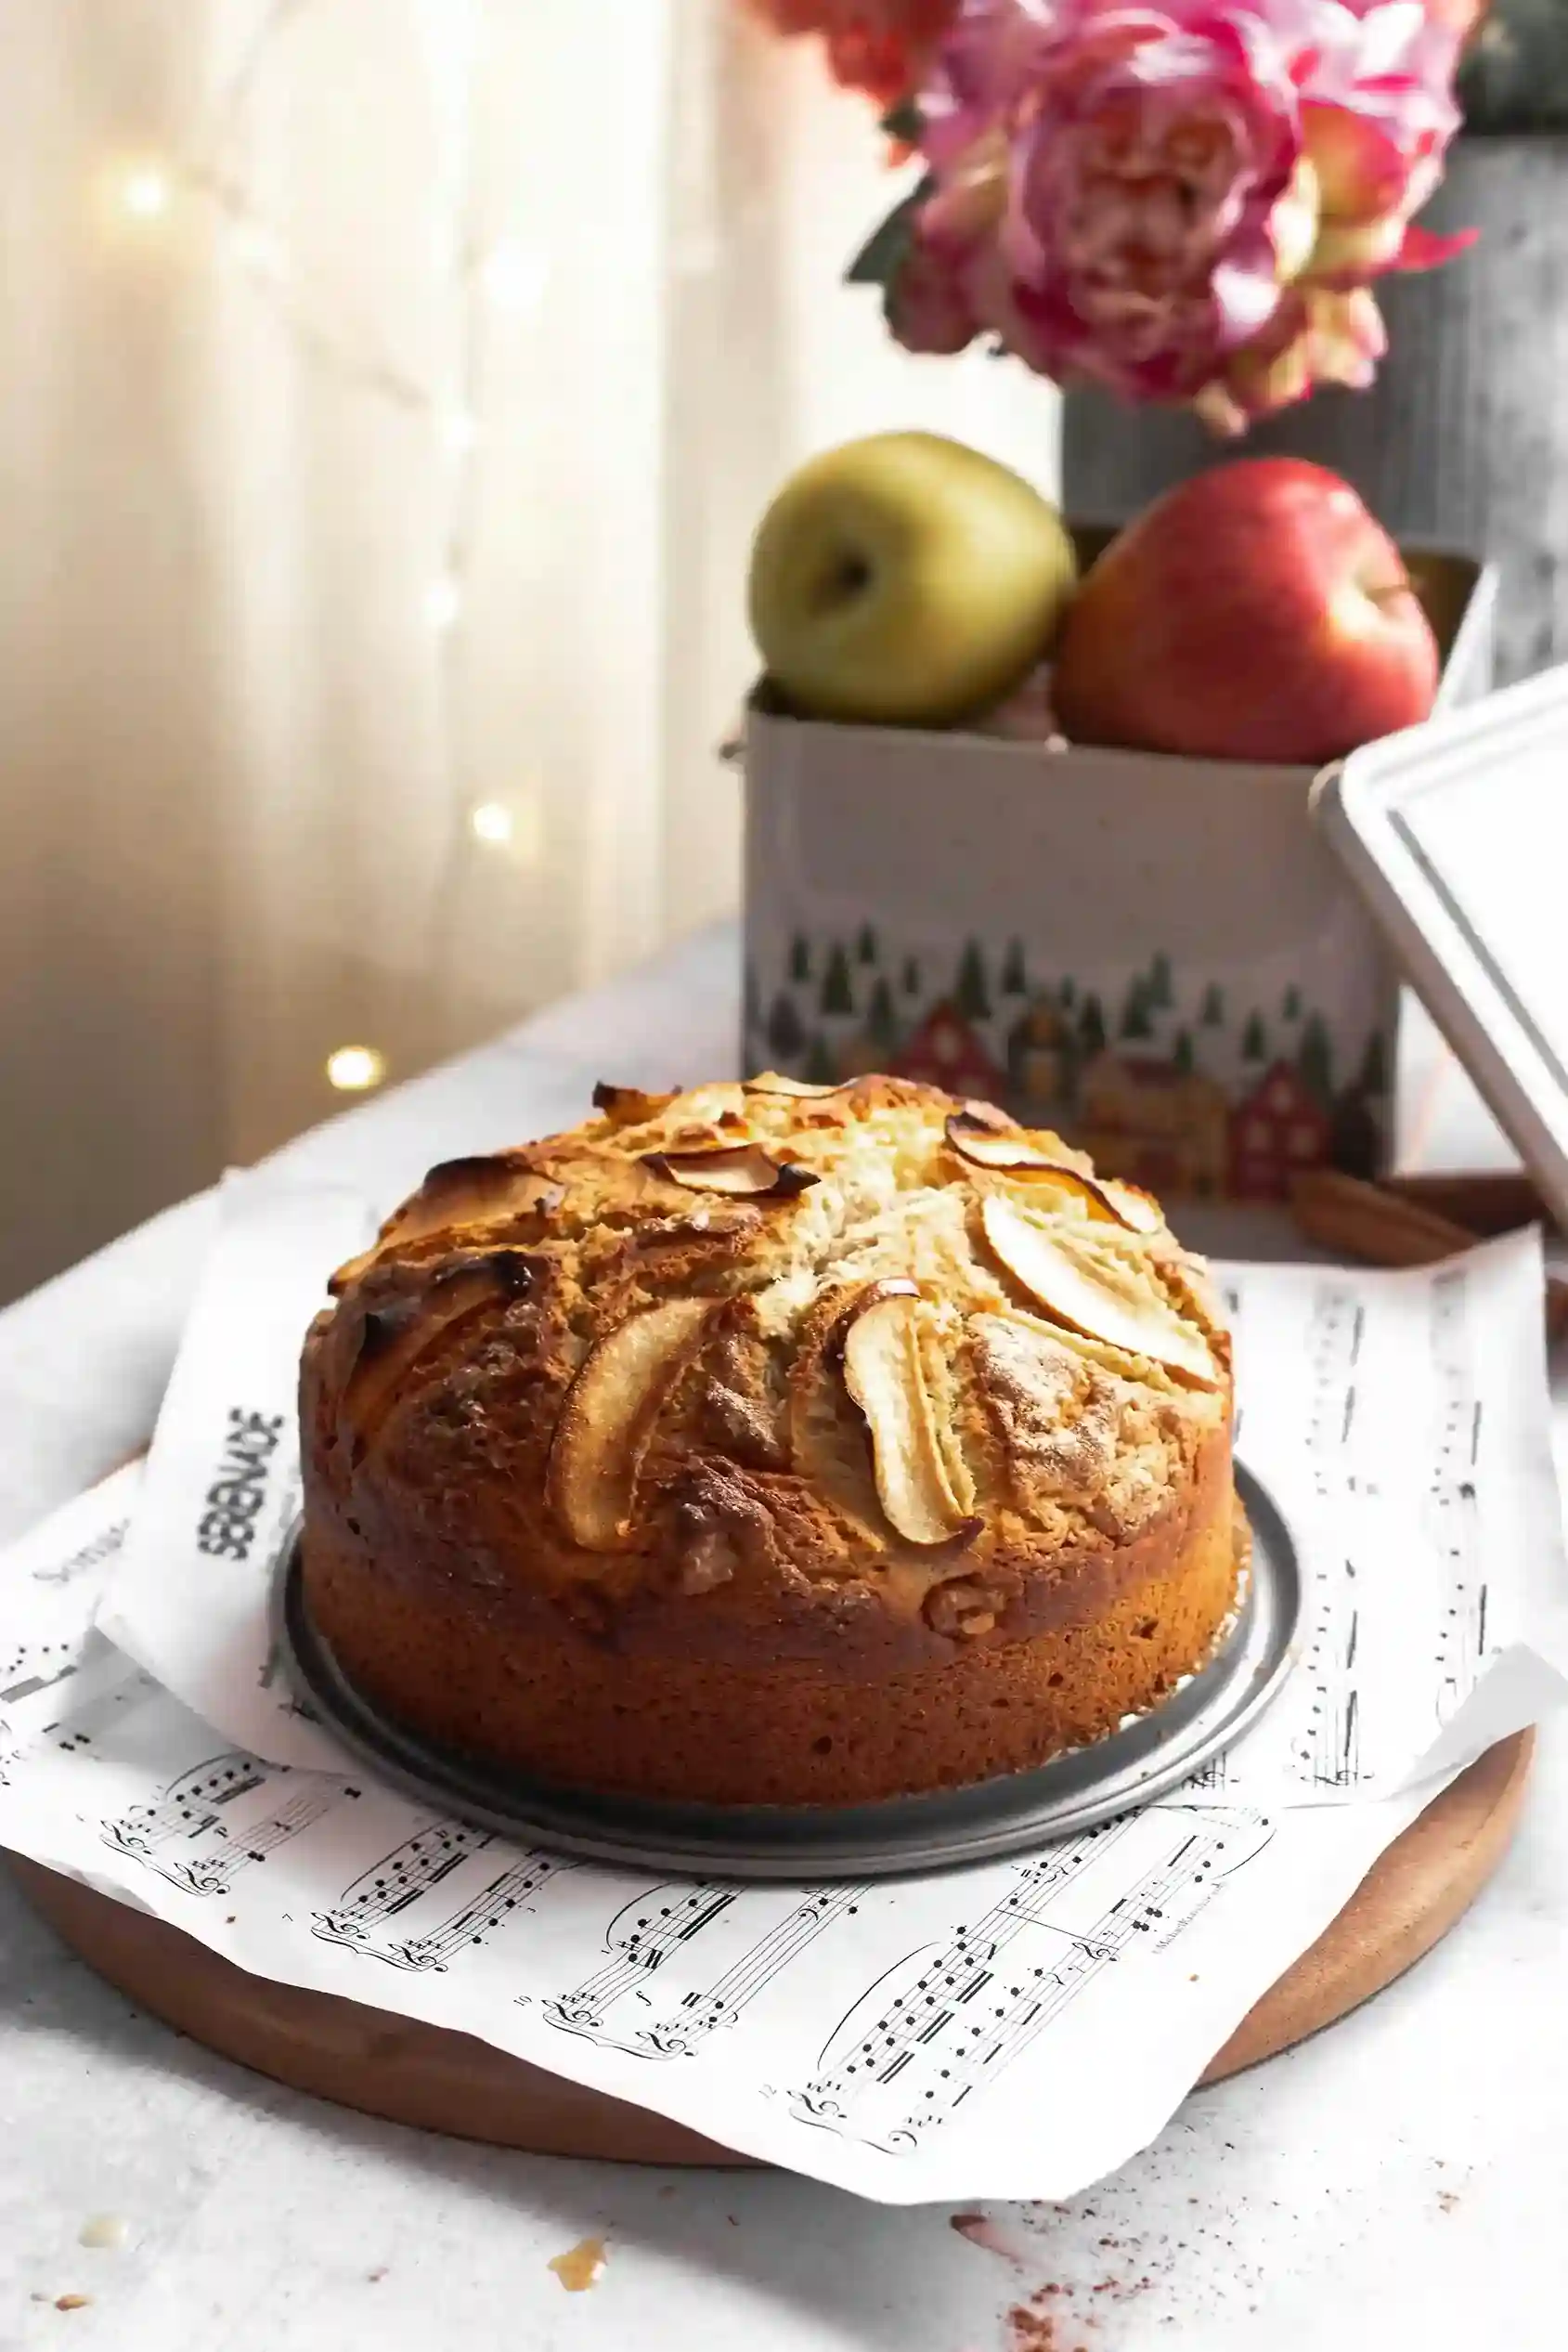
[{"xmin": 821, "ymin": 943, "xmax": 854, "ymax": 1018}]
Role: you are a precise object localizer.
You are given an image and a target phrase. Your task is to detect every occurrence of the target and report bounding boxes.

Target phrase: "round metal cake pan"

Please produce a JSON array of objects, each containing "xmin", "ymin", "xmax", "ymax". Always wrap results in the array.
[{"xmin": 272, "ymin": 1462, "xmax": 1299, "ymax": 1881}]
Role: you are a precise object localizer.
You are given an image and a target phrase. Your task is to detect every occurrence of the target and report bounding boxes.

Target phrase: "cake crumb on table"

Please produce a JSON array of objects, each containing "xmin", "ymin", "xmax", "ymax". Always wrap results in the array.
[
  {"xmin": 548, "ymin": 2234, "xmax": 607, "ymax": 2292},
  {"xmin": 77, "ymin": 2214, "xmax": 129, "ymax": 2251},
  {"xmin": 1006, "ymin": 2280, "xmax": 1102, "ymax": 2350},
  {"xmin": 950, "ymin": 2211, "xmax": 1022, "ymax": 2263}
]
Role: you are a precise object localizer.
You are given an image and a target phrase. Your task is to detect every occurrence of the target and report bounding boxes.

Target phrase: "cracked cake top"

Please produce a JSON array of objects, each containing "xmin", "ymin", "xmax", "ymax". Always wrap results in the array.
[{"xmin": 301, "ymin": 1073, "xmax": 1232, "ymax": 1665}]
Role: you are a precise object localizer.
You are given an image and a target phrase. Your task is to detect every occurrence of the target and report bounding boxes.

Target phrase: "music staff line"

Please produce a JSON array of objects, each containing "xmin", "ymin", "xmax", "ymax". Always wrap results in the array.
[
  {"xmin": 545, "ymin": 1882, "xmax": 866, "ymax": 2059},
  {"xmin": 791, "ymin": 1809, "xmax": 1272, "ymax": 2152},
  {"xmin": 103, "ymin": 1749, "xmax": 346, "ymax": 1896}
]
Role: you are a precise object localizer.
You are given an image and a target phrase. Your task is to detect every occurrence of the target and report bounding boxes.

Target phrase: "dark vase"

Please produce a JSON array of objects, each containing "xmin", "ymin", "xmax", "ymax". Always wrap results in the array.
[{"xmin": 1061, "ymin": 135, "xmax": 1568, "ymax": 685}]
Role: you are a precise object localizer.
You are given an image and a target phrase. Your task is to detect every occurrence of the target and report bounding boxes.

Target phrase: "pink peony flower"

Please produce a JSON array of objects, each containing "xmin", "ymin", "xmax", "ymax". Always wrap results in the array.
[
  {"xmin": 919, "ymin": 0, "xmax": 1060, "ymax": 164},
  {"xmin": 880, "ymin": 0, "xmax": 1472, "ymax": 425}
]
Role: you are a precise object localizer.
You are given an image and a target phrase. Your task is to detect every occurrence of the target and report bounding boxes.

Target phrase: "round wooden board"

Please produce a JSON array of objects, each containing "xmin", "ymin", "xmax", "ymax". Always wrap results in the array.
[{"xmin": 9, "ymin": 1730, "xmax": 1532, "ymax": 2169}]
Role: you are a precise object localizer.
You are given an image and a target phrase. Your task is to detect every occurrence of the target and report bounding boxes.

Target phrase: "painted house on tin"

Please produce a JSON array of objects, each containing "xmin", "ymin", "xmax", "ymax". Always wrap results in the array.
[
  {"xmin": 1073, "ymin": 1051, "xmax": 1231, "ymax": 1197},
  {"xmin": 1228, "ymin": 1059, "xmax": 1332, "ymax": 1199},
  {"xmin": 890, "ymin": 1000, "xmax": 1005, "ymax": 1102}
]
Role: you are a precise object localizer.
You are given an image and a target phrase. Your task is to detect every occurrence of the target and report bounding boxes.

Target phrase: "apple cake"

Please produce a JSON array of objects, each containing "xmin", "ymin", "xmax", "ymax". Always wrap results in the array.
[{"xmin": 299, "ymin": 1075, "xmax": 1240, "ymax": 1807}]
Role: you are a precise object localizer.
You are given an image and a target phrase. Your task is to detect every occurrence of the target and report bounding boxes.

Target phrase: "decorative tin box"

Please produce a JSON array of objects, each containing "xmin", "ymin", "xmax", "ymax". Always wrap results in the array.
[{"xmin": 742, "ymin": 534, "xmax": 1496, "ymax": 1202}]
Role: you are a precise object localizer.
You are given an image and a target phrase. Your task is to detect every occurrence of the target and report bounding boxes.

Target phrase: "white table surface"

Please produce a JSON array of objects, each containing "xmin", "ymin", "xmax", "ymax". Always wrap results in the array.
[{"xmin": 3, "ymin": 921, "xmax": 1565, "ymax": 2352}]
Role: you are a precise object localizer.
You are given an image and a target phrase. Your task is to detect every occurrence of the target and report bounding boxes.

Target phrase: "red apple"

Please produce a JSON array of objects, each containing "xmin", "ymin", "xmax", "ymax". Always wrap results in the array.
[{"xmin": 1052, "ymin": 458, "xmax": 1440, "ymax": 764}]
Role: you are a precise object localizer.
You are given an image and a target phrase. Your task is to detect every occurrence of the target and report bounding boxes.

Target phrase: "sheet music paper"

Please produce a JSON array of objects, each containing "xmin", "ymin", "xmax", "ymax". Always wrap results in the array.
[
  {"xmin": 3, "ymin": 1206, "xmax": 1565, "ymax": 2203},
  {"xmin": 94, "ymin": 1176, "xmax": 373, "ymax": 1774},
  {"xmin": 1200, "ymin": 1231, "xmax": 1568, "ymax": 1801}
]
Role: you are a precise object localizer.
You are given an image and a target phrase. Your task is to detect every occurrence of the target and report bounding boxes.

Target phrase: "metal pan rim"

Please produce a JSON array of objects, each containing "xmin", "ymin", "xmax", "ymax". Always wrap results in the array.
[{"xmin": 271, "ymin": 1461, "xmax": 1300, "ymax": 1881}]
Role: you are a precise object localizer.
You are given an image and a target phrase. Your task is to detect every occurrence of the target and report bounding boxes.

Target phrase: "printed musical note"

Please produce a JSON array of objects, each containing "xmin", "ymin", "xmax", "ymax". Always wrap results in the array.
[
  {"xmin": 1432, "ymin": 1483, "xmax": 1487, "ymax": 1724},
  {"xmin": 1292, "ymin": 1592, "xmax": 1363, "ymax": 1788},
  {"xmin": 787, "ymin": 1817, "xmax": 1130, "ymax": 2142},
  {"xmin": 313, "ymin": 1819, "xmax": 492, "ymax": 1950},
  {"xmin": 635, "ymin": 1885, "xmax": 866, "ymax": 2058},
  {"xmin": 362, "ymin": 1853, "xmax": 572, "ymax": 1972},
  {"xmin": 1236, "ymin": 1280, "xmax": 1374, "ymax": 1790},
  {"xmin": 545, "ymin": 1884, "xmax": 738, "ymax": 2049},
  {"xmin": 2, "ymin": 1642, "xmax": 82, "ymax": 1709},
  {"xmin": 1426, "ymin": 1271, "xmax": 1492, "ymax": 1726},
  {"xmin": 103, "ymin": 1751, "xmax": 336, "ymax": 1894},
  {"xmin": 1304, "ymin": 1283, "xmax": 1364, "ymax": 1503},
  {"xmin": 3, "ymin": 1596, "xmax": 129, "ymax": 1729},
  {"xmin": 1430, "ymin": 1271, "xmax": 1480, "ymax": 1486},
  {"xmin": 789, "ymin": 1809, "xmax": 1272, "ymax": 2152},
  {"xmin": 1, "ymin": 1475, "xmax": 141, "ymax": 1780},
  {"xmin": 1223, "ymin": 1280, "xmax": 1247, "ymax": 1446}
]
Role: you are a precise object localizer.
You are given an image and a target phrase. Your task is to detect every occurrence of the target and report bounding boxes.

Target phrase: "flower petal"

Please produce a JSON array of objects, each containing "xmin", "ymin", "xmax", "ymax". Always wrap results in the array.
[
  {"xmin": 888, "ymin": 0, "xmax": 1468, "ymax": 422},
  {"xmin": 1302, "ymin": 98, "xmax": 1407, "ymax": 222},
  {"xmin": 1303, "ymin": 208, "xmax": 1409, "ymax": 281},
  {"xmin": 1306, "ymin": 283, "xmax": 1387, "ymax": 383},
  {"xmin": 1393, "ymin": 218, "xmax": 1479, "ymax": 271},
  {"xmin": 1271, "ymin": 153, "xmax": 1323, "ymax": 281}
]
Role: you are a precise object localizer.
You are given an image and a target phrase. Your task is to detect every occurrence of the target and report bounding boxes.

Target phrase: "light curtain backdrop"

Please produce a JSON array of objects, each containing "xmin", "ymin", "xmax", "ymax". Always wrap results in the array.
[{"xmin": 0, "ymin": 0, "xmax": 1058, "ymax": 1304}]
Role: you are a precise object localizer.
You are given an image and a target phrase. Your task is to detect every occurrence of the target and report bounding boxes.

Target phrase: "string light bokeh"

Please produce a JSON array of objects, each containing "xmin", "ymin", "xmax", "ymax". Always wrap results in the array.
[
  {"xmin": 107, "ymin": 0, "xmax": 549, "ymax": 1099},
  {"xmin": 324, "ymin": 1045, "xmax": 387, "ymax": 1093},
  {"xmin": 469, "ymin": 801, "xmax": 514, "ymax": 846},
  {"xmin": 116, "ymin": 163, "xmax": 175, "ymax": 220}
]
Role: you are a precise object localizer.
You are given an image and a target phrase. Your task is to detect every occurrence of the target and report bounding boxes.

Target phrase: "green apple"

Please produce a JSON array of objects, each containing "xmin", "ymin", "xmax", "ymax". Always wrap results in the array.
[{"xmin": 746, "ymin": 431, "xmax": 1078, "ymax": 729}]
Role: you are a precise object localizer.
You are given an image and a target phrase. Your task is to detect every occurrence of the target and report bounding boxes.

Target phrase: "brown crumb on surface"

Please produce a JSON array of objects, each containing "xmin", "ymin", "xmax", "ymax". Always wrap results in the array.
[
  {"xmin": 1006, "ymin": 2282, "xmax": 1099, "ymax": 2350},
  {"xmin": 548, "ymin": 2234, "xmax": 607, "ymax": 2293},
  {"xmin": 1437, "ymin": 2190, "xmax": 1460, "ymax": 2213},
  {"xmin": 1006, "ymin": 2304, "xmax": 1057, "ymax": 2350},
  {"xmin": 55, "ymin": 2295, "xmax": 93, "ymax": 2311},
  {"xmin": 951, "ymin": 2210, "xmax": 1024, "ymax": 2265},
  {"xmin": 367, "ymin": 2267, "xmax": 388, "ymax": 2281}
]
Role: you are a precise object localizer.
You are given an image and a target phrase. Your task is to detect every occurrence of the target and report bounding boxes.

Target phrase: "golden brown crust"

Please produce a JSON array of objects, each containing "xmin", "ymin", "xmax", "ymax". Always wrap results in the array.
[{"xmin": 299, "ymin": 1071, "xmax": 1238, "ymax": 1802}]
